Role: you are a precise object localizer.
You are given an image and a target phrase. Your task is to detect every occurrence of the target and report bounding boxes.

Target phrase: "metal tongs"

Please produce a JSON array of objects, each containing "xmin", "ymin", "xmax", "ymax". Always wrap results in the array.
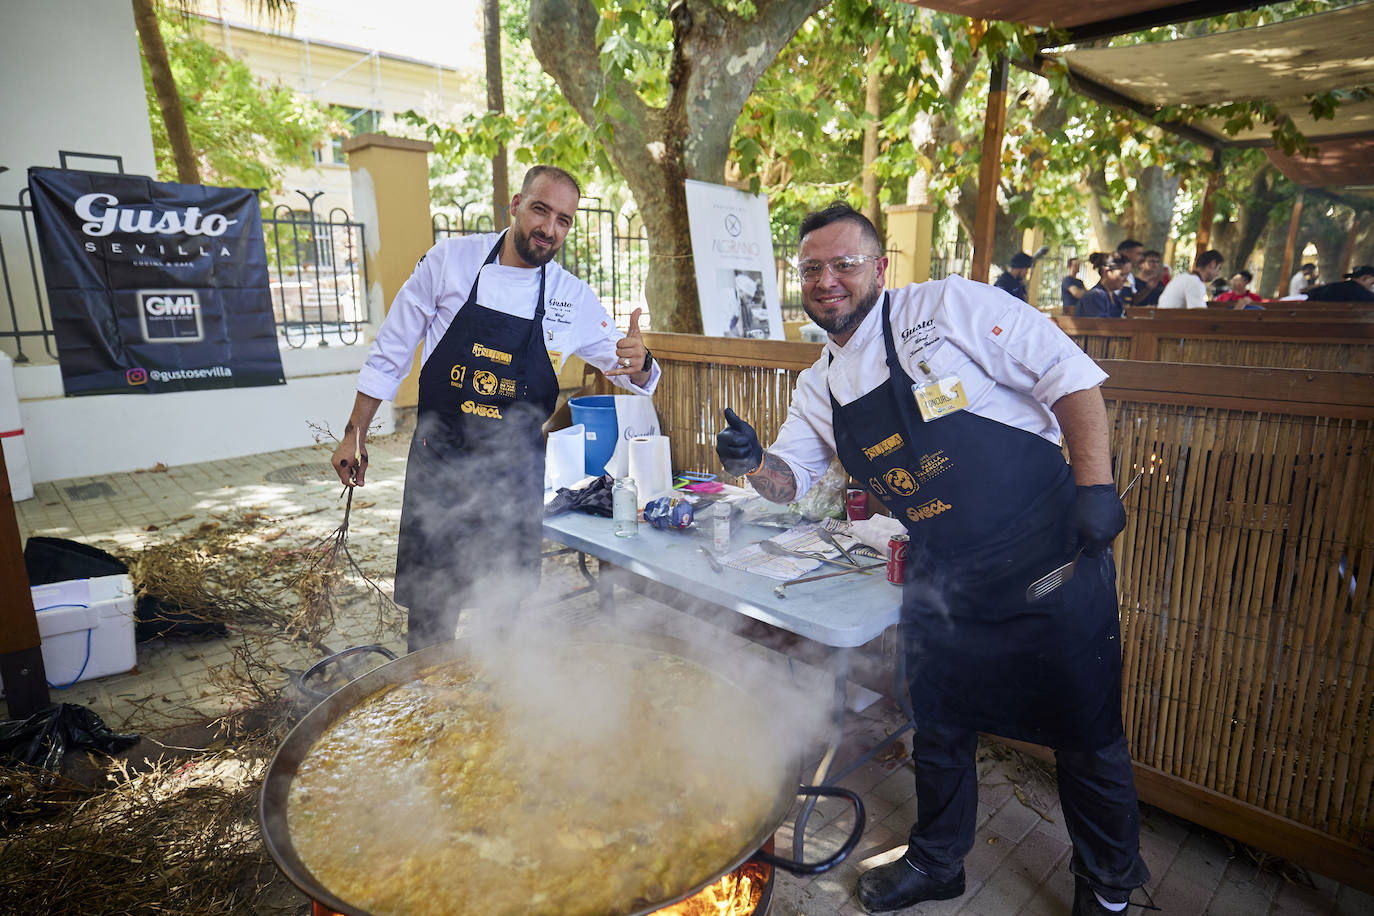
[
  {"xmin": 1024, "ymin": 470, "xmax": 1143, "ymax": 602},
  {"xmin": 757, "ymin": 539, "xmax": 862, "ymax": 571}
]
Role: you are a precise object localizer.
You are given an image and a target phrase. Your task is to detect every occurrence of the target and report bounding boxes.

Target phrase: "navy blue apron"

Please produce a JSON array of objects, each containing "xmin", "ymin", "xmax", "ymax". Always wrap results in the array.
[
  {"xmin": 829, "ymin": 295, "xmax": 1123, "ymax": 750},
  {"xmin": 394, "ymin": 234, "xmax": 560, "ymax": 611}
]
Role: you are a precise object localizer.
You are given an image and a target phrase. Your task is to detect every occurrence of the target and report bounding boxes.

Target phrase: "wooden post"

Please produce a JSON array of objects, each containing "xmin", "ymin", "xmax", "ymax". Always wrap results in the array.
[
  {"xmin": 1277, "ymin": 189, "xmax": 1305, "ymax": 298},
  {"xmin": 0, "ymin": 444, "xmax": 49, "ymax": 718},
  {"xmin": 1195, "ymin": 151, "xmax": 1223, "ymax": 253},
  {"xmin": 971, "ymin": 52, "xmax": 1008, "ymax": 285}
]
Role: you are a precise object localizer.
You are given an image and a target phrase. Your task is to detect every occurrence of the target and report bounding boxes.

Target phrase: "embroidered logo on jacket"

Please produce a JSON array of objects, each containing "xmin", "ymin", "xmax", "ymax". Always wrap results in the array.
[
  {"xmin": 863, "ymin": 433, "xmax": 905, "ymax": 460},
  {"xmin": 473, "ymin": 370, "xmax": 498, "ymax": 396},
  {"xmin": 461, "ymin": 400, "xmax": 503, "ymax": 419},
  {"xmin": 472, "ymin": 343, "xmax": 513, "ymax": 365},
  {"xmin": 906, "ymin": 498, "xmax": 953, "ymax": 523},
  {"xmin": 449, "ymin": 365, "xmax": 466, "ymax": 388},
  {"xmin": 884, "ymin": 467, "xmax": 919, "ymax": 497}
]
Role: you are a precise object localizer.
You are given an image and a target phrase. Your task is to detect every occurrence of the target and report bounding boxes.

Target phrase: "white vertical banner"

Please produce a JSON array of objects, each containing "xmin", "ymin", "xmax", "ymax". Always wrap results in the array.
[{"xmin": 683, "ymin": 179, "xmax": 784, "ymax": 340}]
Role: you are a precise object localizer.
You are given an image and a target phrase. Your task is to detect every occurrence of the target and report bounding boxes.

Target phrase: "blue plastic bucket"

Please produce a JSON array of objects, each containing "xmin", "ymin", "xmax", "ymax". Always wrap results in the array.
[{"xmin": 568, "ymin": 395, "xmax": 618, "ymax": 476}]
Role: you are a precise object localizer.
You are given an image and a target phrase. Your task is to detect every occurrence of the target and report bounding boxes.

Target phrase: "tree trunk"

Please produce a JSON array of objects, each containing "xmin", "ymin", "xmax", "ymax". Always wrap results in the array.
[
  {"xmin": 1123, "ymin": 166, "xmax": 1177, "ymax": 250},
  {"xmin": 483, "ymin": 0, "xmax": 508, "ymax": 228},
  {"xmin": 530, "ymin": 0, "xmax": 824, "ymax": 333},
  {"xmin": 132, "ymin": 0, "xmax": 199, "ymax": 185},
  {"xmin": 861, "ymin": 40, "xmax": 882, "ymax": 234}
]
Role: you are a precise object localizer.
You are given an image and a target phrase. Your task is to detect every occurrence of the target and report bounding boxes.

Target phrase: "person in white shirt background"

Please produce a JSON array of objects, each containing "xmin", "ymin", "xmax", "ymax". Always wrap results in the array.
[
  {"xmin": 1288, "ymin": 262, "xmax": 1318, "ymax": 297},
  {"xmin": 1157, "ymin": 250, "xmax": 1225, "ymax": 309},
  {"xmin": 715, "ymin": 203, "xmax": 1149, "ymax": 916},
  {"xmin": 329, "ymin": 165, "xmax": 660, "ymax": 651}
]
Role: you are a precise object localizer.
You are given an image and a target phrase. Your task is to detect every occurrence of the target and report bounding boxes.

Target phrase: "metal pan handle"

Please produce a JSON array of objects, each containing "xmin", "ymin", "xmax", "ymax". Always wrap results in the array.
[
  {"xmin": 751, "ymin": 785, "xmax": 865, "ymax": 875},
  {"xmin": 297, "ymin": 645, "xmax": 398, "ymax": 705}
]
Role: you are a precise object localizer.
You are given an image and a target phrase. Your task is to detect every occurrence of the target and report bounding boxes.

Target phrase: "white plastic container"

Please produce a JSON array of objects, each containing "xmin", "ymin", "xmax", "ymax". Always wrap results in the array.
[{"xmin": 3, "ymin": 575, "xmax": 137, "ymax": 688}]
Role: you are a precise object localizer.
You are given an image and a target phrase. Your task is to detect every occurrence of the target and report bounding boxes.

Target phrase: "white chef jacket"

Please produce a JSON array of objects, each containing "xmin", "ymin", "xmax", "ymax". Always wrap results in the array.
[
  {"xmin": 1156, "ymin": 272, "xmax": 1207, "ymax": 309},
  {"xmin": 357, "ymin": 233, "xmax": 659, "ymax": 402},
  {"xmin": 768, "ymin": 275, "xmax": 1107, "ymax": 498}
]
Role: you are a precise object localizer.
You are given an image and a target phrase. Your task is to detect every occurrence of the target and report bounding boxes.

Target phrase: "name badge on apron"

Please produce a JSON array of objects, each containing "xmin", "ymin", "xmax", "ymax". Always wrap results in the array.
[
  {"xmin": 547, "ymin": 349, "xmax": 563, "ymax": 374},
  {"xmin": 912, "ymin": 360, "xmax": 969, "ymax": 421}
]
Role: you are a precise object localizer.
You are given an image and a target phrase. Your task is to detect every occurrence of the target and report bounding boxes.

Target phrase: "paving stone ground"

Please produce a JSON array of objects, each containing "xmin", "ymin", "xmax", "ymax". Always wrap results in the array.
[{"xmin": 12, "ymin": 440, "xmax": 1371, "ymax": 916}]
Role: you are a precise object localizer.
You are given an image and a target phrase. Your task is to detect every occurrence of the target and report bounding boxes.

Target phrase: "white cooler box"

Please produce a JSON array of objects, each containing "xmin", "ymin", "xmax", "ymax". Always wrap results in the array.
[{"xmin": 1, "ymin": 575, "xmax": 137, "ymax": 690}]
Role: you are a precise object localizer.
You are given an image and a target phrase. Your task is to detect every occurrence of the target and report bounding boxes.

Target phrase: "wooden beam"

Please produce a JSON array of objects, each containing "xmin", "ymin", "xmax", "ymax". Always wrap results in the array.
[
  {"xmin": 971, "ymin": 51, "xmax": 1008, "ymax": 285},
  {"xmin": 0, "ymin": 443, "xmax": 49, "ymax": 718},
  {"xmin": 1277, "ymin": 189, "xmax": 1305, "ymax": 298},
  {"xmin": 994, "ymin": 737, "xmax": 1374, "ymax": 895},
  {"xmin": 1050, "ymin": 0, "xmax": 1269, "ymax": 46},
  {"xmin": 1098, "ymin": 359, "xmax": 1374, "ymax": 419}
]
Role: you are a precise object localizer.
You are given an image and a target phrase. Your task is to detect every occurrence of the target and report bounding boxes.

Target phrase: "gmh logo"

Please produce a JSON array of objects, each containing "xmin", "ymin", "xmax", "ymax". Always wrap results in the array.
[{"xmin": 137, "ymin": 289, "xmax": 204, "ymax": 342}]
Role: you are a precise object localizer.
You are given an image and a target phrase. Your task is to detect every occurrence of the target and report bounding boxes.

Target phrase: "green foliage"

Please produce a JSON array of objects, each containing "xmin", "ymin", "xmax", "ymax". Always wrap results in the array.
[{"xmin": 141, "ymin": 9, "xmax": 338, "ymax": 192}]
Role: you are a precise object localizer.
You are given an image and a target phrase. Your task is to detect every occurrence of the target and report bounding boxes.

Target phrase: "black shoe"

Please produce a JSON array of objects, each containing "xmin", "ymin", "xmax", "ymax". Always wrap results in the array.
[
  {"xmin": 855, "ymin": 856, "xmax": 965, "ymax": 913},
  {"xmin": 1072, "ymin": 877, "xmax": 1129, "ymax": 915}
]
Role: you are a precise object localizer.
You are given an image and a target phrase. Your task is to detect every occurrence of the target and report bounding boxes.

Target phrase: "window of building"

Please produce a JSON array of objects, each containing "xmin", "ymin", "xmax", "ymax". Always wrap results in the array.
[{"xmin": 319, "ymin": 106, "xmax": 382, "ymax": 165}]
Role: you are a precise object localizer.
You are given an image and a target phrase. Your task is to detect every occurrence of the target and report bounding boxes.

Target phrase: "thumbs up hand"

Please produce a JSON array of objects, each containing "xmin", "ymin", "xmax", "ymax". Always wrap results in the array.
[
  {"xmin": 608, "ymin": 307, "xmax": 650, "ymax": 378},
  {"xmin": 716, "ymin": 408, "xmax": 763, "ymax": 476}
]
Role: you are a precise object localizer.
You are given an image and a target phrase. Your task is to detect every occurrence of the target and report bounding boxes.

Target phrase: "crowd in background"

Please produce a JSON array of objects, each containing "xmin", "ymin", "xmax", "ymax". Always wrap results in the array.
[{"xmin": 994, "ymin": 240, "xmax": 1374, "ymax": 316}]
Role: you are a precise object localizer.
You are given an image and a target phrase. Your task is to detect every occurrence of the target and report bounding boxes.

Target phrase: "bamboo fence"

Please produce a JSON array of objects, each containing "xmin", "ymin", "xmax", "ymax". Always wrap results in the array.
[{"xmin": 590, "ymin": 334, "xmax": 1374, "ymax": 888}]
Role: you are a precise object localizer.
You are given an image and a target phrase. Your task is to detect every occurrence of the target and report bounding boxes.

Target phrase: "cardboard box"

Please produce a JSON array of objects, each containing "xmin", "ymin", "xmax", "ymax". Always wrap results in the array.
[{"xmin": 7, "ymin": 575, "xmax": 137, "ymax": 688}]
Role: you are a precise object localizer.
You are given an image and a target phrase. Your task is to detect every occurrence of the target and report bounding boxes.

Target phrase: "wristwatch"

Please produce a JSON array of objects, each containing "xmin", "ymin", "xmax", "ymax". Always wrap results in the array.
[{"xmin": 640, "ymin": 348, "xmax": 653, "ymax": 373}]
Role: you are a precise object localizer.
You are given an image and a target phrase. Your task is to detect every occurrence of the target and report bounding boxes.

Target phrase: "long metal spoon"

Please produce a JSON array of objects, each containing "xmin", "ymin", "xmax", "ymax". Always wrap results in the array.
[
  {"xmin": 757, "ymin": 539, "xmax": 859, "ymax": 570},
  {"xmin": 774, "ymin": 562, "xmax": 887, "ymax": 598}
]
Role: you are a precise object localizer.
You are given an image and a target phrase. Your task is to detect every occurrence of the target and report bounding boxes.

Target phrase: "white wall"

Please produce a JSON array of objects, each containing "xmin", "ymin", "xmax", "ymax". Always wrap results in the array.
[{"xmin": 15, "ymin": 345, "xmax": 391, "ymax": 484}]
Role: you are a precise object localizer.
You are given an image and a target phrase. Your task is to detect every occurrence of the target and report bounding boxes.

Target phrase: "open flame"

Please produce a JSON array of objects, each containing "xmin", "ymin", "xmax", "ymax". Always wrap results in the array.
[{"xmin": 652, "ymin": 861, "xmax": 769, "ymax": 916}]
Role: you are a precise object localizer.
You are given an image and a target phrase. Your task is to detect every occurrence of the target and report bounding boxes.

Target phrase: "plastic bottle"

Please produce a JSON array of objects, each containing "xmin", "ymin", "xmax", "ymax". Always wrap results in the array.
[
  {"xmin": 713, "ymin": 502, "xmax": 731, "ymax": 555},
  {"xmin": 612, "ymin": 477, "xmax": 639, "ymax": 538}
]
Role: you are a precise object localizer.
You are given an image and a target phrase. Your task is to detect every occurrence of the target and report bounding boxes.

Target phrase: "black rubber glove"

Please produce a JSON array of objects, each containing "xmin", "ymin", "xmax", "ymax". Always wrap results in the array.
[
  {"xmin": 716, "ymin": 408, "xmax": 763, "ymax": 477},
  {"xmin": 1071, "ymin": 484, "xmax": 1126, "ymax": 557}
]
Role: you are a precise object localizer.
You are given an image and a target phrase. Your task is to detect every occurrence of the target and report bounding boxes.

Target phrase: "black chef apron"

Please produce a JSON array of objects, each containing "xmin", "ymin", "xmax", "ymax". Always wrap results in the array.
[
  {"xmin": 830, "ymin": 295, "xmax": 1122, "ymax": 750},
  {"xmin": 393, "ymin": 234, "xmax": 560, "ymax": 612}
]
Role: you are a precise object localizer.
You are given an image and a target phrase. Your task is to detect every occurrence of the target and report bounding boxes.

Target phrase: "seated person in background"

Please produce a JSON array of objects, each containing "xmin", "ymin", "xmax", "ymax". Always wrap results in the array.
[
  {"xmin": 1216, "ymin": 271, "xmax": 1264, "ymax": 308},
  {"xmin": 994, "ymin": 252, "xmax": 1034, "ymax": 301},
  {"xmin": 1115, "ymin": 239, "xmax": 1145, "ymax": 306},
  {"xmin": 1158, "ymin": 250, "xmax": 1224, "ymax": 309},
  {"xmin": 1133, "ymin": 250, "xmax": 1167, "ymax": 307},
  {"xmin": 1305, "ymin": 265, "xmax": 1374, "ymax": 302},
  {"xmin": 1061, "ymin": 257, "xmax": 1086, "ymax": 313},
  {"xmin": 1076, "ymin": 252, "xmax": 1130, "ymax": 318},
  {"xmin": 1288, "ymin": 262, "xmax": 1318, "ymax": 297}
]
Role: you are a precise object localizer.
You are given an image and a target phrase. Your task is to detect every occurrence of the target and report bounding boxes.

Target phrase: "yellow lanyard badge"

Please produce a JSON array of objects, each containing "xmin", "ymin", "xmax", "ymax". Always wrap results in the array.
[{"xmin": 911, "ymin": 359, "xmax": 969, "ymax": 421}]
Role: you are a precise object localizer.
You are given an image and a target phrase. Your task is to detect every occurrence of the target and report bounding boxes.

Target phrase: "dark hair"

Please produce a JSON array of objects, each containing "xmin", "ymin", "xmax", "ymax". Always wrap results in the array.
[
  {"xmin": 1088, "ymin": 251, "xmax": 1131, "ymax": 273},
  {"xmin": 1066, "ymin": 256, "xmax": 1080, "ymax": 268},
  {"xmin": 1116, "ymin": 239, "xmax": 1143, "ymax": 253},
  {"xmin": 1235, "ymin": 270, "xmax": 1253, "ymax": 283},
  {"xmin": 799, "ymin": 202, "xmax": 883, "ymax": 254},
  {"xmin": 520, "ymin": 165, "xmax": 581, "ymax": 197},
  {"xmin": 1195, "ymin": 249, "xmax": 1224, "ymax": 270},
  {"xmin": 1302, "ymin": 262, "xmax": 1317, "ymax": 272},
  {"xmin": 1349, "ymin": 265, "xmax": 1374, "ymax": 279},
  {"xmin": 1142, "ymin": 249, "xmax": 1162, "ymax": 260}
]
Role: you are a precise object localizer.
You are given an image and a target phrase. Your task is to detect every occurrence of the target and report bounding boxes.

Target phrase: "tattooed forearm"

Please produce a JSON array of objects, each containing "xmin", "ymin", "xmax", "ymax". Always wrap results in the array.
[{"xmin": 748, "ymin": 452, "xmax": 798, "ymax": 504}]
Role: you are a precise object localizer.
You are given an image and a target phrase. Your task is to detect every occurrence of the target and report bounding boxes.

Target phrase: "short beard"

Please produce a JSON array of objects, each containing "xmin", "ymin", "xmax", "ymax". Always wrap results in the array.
[
  {"xmin": 804, "ymin": 275, "xmax": 883, "ymax": 338},
  {"xmin": 511, "ymin": 225, "xmax": 560, "ymax": 268}
]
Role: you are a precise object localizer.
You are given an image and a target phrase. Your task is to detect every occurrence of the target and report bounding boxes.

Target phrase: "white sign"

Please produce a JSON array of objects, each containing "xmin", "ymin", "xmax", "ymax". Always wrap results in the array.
[{"xmin": 684, "ymin": 180, "xmax": 784, "ymax": 340}]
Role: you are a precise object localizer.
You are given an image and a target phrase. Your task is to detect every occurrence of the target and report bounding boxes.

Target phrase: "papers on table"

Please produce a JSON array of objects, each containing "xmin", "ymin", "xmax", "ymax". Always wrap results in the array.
[{"xmin": 720, "ymin": 523, "xmax": 870, "ymax": 581}]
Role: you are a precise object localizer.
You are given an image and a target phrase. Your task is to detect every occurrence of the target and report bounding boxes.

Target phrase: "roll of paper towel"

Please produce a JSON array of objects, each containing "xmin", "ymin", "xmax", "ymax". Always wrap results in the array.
[
  {"xmin": 545, "ymin": 424, "xmax": 586, "ymax": 491},
  {"xmin": 627, "ymin": 435, "xmax": 672, "ymax": 506}
]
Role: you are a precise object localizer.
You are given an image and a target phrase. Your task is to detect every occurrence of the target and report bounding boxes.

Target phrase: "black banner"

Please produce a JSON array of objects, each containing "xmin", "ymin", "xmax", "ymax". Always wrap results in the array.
[{"xmin": 28, "ymin": 167, "xmax": 285, "ymax": 396}]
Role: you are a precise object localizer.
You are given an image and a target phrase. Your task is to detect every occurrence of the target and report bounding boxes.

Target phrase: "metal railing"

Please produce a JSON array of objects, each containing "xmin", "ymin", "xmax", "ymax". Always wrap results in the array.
[{"xmin": 0, "ymin": 176, "xmax": 370, "ymax": 363}]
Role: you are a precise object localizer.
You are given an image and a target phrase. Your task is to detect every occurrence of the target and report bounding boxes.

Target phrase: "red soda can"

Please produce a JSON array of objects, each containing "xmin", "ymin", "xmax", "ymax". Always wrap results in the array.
[
  {"xmin": 845, "ymin": 489, "xmax": 869, "ymax": 521},
  {"xmin": 887, "ymin": 533, "xmax": 909, "ymax": 586}
]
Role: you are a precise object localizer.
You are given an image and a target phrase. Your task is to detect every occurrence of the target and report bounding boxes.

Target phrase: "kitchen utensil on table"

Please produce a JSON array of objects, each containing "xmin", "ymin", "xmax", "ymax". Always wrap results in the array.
[
  {"xmin": 815, "ymin": 528, "xmax": 859, "ymax": 566},
  {"xmin": 1024, "ymin": 470, "xmax": 1144, "ymax": 602},
  {"xmin": 698, "ymin": 544, "xmax": 724, "ymax": 573},
  {"xmin": 757, "ymin": 539, "xmax": 861, "ymax": 571},
  {"xmin": 773, "ymin": 562, "xmax": 887, "ymax": 598}
]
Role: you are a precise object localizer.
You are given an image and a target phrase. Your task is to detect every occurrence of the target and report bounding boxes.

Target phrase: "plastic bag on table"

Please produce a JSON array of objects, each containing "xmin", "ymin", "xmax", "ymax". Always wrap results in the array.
[{"xmin": 792, "ymin": 458, "xmax": 848, "ymax": 522}]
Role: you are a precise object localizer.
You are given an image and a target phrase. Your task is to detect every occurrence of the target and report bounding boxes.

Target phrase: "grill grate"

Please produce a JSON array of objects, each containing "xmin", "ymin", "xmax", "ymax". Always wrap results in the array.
[{"xmin": 64, "ymin": 481, "xmax": 116, "ymax": 502}]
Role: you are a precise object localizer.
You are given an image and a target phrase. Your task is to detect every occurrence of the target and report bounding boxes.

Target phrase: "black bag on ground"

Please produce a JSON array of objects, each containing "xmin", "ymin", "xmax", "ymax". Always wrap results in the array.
[{"xmin": 23, "ymin": 537, "xmax": 226, "ymax": 642}]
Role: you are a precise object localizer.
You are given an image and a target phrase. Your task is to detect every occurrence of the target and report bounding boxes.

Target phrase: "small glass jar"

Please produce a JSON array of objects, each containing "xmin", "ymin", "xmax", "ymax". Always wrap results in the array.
[
  {"xmin": 712, "ymin": 502, "xmax": 731, "ymax": 555},
  {"xmin": 612, "ymin": 477, "xmax": 639, "ymax": 538}
]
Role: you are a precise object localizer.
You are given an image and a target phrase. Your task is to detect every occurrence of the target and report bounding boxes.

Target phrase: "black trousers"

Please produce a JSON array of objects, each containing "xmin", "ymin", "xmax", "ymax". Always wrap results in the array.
[{"xmin": 904, "ymin": 720, "xmax": 1150, "ymax": 902}]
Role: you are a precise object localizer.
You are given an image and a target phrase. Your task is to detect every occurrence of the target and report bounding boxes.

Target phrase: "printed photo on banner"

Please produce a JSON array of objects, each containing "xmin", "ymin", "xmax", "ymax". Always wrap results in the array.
[
  {"xmin": 27, "ymin": 167, "xmax": 285, "ymax": 396},
  {"xmin": 683, "ymin": 179, "xmax": 784, "ymax": 340}
]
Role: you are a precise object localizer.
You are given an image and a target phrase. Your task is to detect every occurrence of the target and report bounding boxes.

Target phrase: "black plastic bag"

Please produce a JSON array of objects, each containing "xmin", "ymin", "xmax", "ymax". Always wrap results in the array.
[{"xmin": 0, "ymin": 703, "xmax": 139, "ymax": 775}]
